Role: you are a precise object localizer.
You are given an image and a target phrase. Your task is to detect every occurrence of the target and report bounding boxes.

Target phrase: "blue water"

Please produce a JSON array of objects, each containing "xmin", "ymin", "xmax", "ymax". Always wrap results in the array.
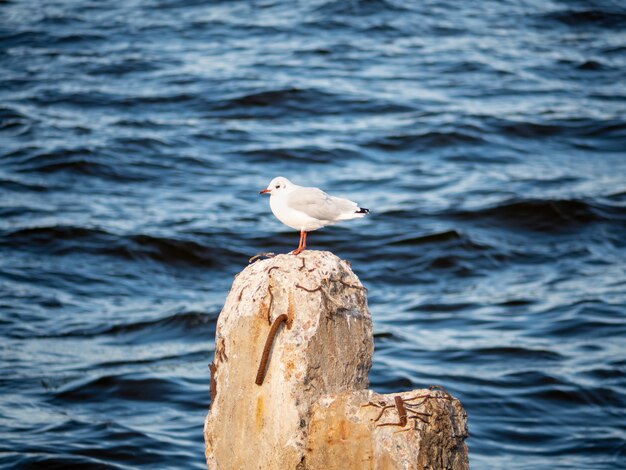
[{"xmin": 1, "ymin": 0, "xmax": 626, "ymax": 468}]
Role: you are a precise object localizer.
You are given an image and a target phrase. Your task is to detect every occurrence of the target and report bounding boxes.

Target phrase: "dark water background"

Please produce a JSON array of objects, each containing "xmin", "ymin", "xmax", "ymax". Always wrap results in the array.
[{"xmin": 2, "ymin": 0, "xmax": 626, "ymax": 468}]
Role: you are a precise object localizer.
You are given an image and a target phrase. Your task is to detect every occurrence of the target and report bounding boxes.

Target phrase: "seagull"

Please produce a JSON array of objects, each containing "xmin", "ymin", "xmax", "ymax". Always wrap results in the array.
[{"xmin": 260, "ymin": 176, "xmax": 369, "ymax": 255}]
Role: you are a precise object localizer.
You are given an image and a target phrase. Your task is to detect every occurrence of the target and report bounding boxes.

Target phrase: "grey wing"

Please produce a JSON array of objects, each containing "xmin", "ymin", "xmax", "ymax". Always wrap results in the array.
[{"xmin": 287, "ymin": 187, "xmax": 344, "ymax": 220}]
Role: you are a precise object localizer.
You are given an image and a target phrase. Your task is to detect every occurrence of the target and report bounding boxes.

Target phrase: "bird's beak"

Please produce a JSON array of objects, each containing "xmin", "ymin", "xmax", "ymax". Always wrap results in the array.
[{"xmin": 260, "ymin": 189, "xmax": 271, "ymax": 195}]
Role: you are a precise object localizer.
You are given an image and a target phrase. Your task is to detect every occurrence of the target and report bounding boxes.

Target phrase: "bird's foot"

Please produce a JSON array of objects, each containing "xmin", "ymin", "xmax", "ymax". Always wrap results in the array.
[{"xmin": 290, "ymin": 247, "xmax": 305, "ymax": 256}]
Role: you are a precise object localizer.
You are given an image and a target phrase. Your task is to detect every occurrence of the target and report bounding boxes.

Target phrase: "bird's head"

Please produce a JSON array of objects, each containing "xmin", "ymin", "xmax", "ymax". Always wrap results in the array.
[{"xmin": 260, "ymin": 176, "xmax": 291, "ymax": 195}]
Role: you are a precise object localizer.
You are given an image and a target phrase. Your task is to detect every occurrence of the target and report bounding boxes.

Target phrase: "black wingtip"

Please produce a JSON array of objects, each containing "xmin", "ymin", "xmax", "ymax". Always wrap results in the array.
[{"xmin": 356, "ymin": 207, "xmax": 369, "ymax": 214}]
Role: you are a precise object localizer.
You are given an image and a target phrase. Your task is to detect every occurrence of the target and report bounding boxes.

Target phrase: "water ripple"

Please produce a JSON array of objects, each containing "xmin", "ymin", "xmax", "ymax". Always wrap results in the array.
[{"xmin": 2, "ymin": 0, "xmax": 625, "ymax": 468}]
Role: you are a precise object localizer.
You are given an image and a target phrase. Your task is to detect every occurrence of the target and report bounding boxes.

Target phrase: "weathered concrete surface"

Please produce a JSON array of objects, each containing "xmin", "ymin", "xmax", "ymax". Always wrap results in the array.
[
  {"xmin": 305, "ymin": 389, "xmax": 469, "ymax": 470},
  {"xmin": 204, "ymin": 250, "xmax": 373, "ymax": 469},
  {"xmin": 204, "ymin": 250, "xmax": 469, "ymax": 470}
]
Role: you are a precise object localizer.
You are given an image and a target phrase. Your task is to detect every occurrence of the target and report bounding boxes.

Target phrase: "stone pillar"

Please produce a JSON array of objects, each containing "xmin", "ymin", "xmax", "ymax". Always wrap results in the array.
[
  {"xmin": 204, "ymin": 250, "xmax": 468, "ymax": 469},
  {"xmin": 306, "ymin": 389, "xmax": 469, "ymax": 470}
]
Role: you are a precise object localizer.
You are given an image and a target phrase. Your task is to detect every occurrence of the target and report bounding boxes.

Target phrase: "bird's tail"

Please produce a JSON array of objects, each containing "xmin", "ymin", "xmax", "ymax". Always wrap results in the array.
[
  {"xmin": 331, "ymin": 195, "xmax": 370, "ymax": 220},
  {"xmin": 338, "ymin": 207, "xmax": 369, "ymax": 220}
]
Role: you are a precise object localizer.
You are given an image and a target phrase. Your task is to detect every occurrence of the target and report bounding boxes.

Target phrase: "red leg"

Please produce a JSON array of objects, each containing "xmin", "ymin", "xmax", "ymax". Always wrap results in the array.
[{"xmin": 292, "ymin": 230, "xmax": 306, "ymax": 255}]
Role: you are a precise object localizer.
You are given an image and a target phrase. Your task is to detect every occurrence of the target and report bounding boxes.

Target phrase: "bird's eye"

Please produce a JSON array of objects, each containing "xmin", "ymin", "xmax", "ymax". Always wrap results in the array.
[{"xmin": 275, "ymin": 184, "xmax": 280, "ymax": 189}]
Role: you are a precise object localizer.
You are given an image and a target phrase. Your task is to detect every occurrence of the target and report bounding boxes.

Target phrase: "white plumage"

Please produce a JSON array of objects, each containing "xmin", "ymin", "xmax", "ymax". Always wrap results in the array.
[{"xmin": 260, "ymin": 176, "xmax": 369, "ymax": 254}]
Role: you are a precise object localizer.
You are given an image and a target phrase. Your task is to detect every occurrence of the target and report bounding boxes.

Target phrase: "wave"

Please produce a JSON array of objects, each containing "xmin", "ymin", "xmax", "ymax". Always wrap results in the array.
[
  {"xmin": 126, "ymin": 233, "xmax": 236, "ymax": 266},
  {"xmin": 313, "ymin": 0, "xmax": 410, "ymax": 17},
  {"xmin": 576, "ymin": 59, "xmax": 606, "ymax": 71},
  {"xmin": 1, "ymin": 225, "xmax": 243, "ymax": 268},
  {"xmin": 29, "ymin": 89, "xmax": 202, "ymax": 110},
  {"xmin": 9, "ymin": 310, "xmax": 217, "ymax": 342},
  {"xmin": 488, "ymin": 117, "xmax": 626, "ymax": 145},
  {"xmin": 53, "ymin": 372, "xmax": 209, "ymax": 412},
  {"xmin": 411, "ymin": 301, "xmax": 475, "ymax": 313},
  {"xmin": 363, "ymin": 228, "xmax": 516, "ymax": 279},
  {"xmin": 113, "ymin": 135, "xmax": 177, "ymax": 151},
  {"xmin": 228, "ymin": 87, "xmax": 320, "ymax": 107},
  {"xmin": 209, "ymin": 87, "xmax": 412, "ymax": 118},
  {"xmin": 54, "ymin": 373, "xmax": 182, "ymax": 403},
  {"xmin": 532, "ymin": 300, "xmax": 626, "ymax": 338},
  {"xmin": 541, "ymin": 317, "xmax": 626, "ymax": 338},
  {"xmin": 3, "ymin": 146, "xmax": 154, "ymax": 181},
  {"xmin": 0, "ymin": 30, "xmax": 53, "ymax": 48},
  {"xmin": 0, "ymin": 176, "xmax": 50, "ymax": 193},
  {"xmin": 6, "ymin": 454, "xmax": 118, "ymax": 469},
  {"xmin": 0, "ymin": 106, "xmax": 32, "ymax": 136},
  {"xmin": 6, "ymin": 416, "xmax": 191, "ymax": 467},
  {"xmin": 365, "ymin": 130, "xmax": 484, "ymax": 151},
  {"xmin": 237, "ymin": 145, "xmax": 360, "ymax": 163},
  {"xmin": 389, "ymin": 229, "xmax": 463, "ymax": 246},
  {"xmin": 87, "ymin": 57, "xmax": 162, "ymax": 76},
  {"xmin": 383, "ymin": 229, "xmax": 498, "ymax": 258},
  {"xmin": 441, "ymin": 346, "xmax": 563, "ymax": 363},
  {"xmin": 449, "ymin": 198, "xmax": 625, "ymax": 232},
  {"xmin": 95, "ymin": 310, "xmax": 216, "ymax": 339},
  {"xmin": 493, "ymin": 120, "xmax": 570, "ymax": 138},
  {"xmin": 98, "ymin": 350, "xmax": 209, "ymax": 368},
  {"xmin": 543, "ymin": 8, "xmax": 626, "ymax": 28},
  {"xmin": 606, "ymin": 190, "xmax": 626, "ymax": 203},
  {"xmin": 521, "ymin": 383, "xmax": 624, "ymax": 407}
]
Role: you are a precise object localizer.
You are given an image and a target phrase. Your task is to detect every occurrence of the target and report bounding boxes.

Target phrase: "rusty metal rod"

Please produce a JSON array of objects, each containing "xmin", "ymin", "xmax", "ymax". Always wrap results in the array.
[{"xmin": 255, "ymin": 314, "xmax": 288, "ymax": 386}]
